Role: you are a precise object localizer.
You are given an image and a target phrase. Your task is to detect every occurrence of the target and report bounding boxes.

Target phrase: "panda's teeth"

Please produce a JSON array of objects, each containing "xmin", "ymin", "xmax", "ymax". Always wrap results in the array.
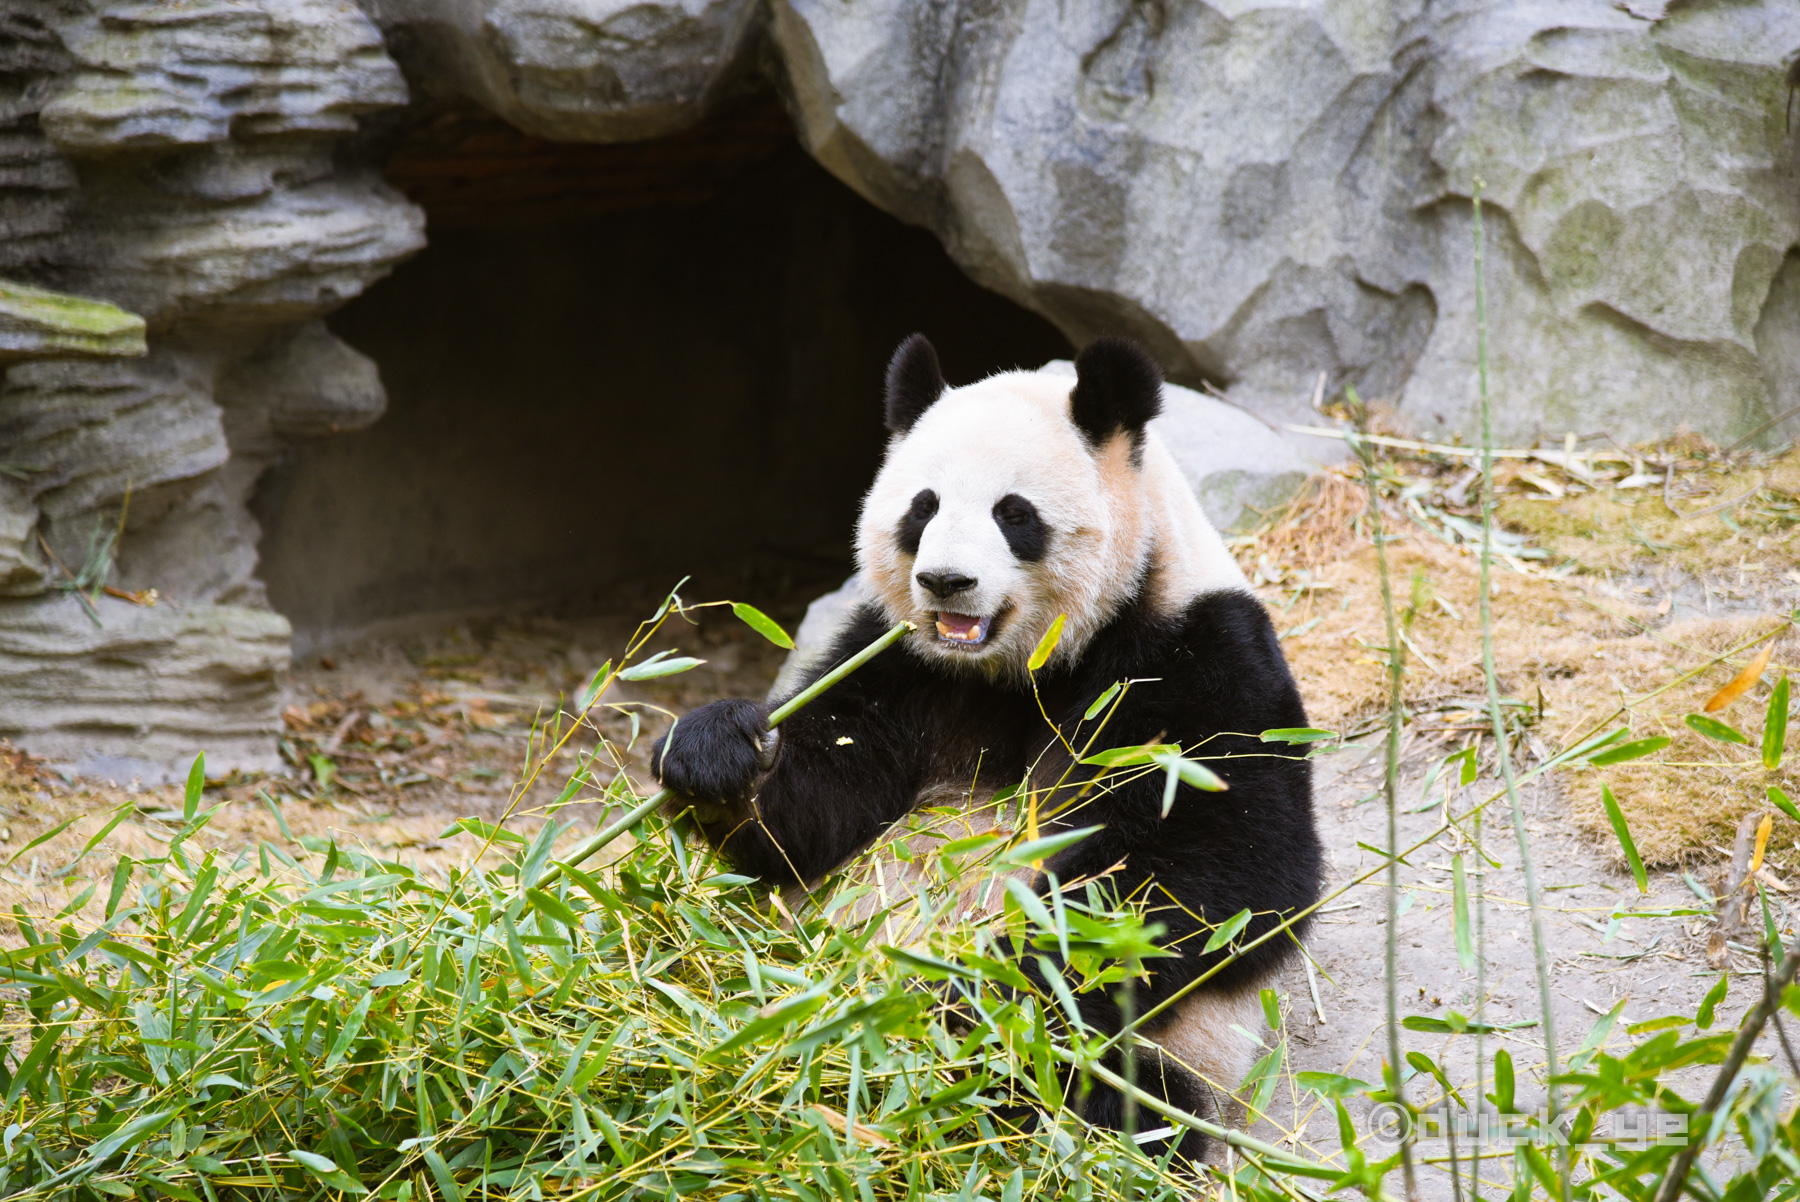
[{"xmin": 935, "ymin": 613, "xmax": 992, "ymax": 644}]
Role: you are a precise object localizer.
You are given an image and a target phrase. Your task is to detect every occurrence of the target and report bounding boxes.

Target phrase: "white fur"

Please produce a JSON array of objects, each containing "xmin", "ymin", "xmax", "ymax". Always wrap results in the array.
[{"xmin": 855, "ymin": 367, "xmax": 1246, "ymax": 677}]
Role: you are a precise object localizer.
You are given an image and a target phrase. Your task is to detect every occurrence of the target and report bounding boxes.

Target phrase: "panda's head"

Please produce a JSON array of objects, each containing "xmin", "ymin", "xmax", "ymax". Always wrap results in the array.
[{"xmin": 855, "ymin": 334, "xmax": 1167, "ymax": 678}]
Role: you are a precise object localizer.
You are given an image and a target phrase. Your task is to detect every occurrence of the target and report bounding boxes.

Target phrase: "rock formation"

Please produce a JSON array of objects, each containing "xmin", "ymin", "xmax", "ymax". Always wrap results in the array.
[
  {"xmin": 1, "ymin": 0, "xmax": 1796, "ymax": 773},
  {"xmin": 0, "ymin": 0, "xmax": 422, "ymax": 777}
]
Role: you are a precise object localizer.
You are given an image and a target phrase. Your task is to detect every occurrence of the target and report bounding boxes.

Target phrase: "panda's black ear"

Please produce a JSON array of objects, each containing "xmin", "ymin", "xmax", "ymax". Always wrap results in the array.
[
  {"xmin": 1070, "ymin": 336, "xmax": 1164, "ymax": 450},
  {"xmin": 884, "ymin": 334, "xmax": 946, "ymax": 435}
]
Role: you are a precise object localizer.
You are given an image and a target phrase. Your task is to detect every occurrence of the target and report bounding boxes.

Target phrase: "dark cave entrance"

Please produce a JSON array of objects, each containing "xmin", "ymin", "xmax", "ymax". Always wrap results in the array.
[{"xmin": 251, "ymin": 98, "xmax": 1072, "ymax": 650}]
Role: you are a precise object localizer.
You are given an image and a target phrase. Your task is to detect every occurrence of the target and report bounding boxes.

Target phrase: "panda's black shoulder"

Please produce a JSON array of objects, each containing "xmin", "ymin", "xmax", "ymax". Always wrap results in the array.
[{"xmin": 1076, "ymin": 586, "xmax": 1308, "ymax": 727}]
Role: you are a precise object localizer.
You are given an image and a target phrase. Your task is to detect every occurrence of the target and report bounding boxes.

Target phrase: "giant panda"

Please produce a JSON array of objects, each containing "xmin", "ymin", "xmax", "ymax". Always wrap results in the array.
[{"xmin": 653, "ymin": 334, "xmax": 1322, "ymax": 1159}]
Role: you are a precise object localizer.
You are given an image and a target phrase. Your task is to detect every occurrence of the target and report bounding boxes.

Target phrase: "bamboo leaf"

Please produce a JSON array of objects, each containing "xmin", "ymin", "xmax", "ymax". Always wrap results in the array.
[
  {"xmin": 1203, "ymin": 908, "xmax": 1253, "ymax": 954},
  {"xmin": 1684, "ymin": 713, "xmax": 1748, "ymax": 745},
  {"xmin": 1769, "ymin": 786, "xmax": 1800, "ymax": 825},
  {"xmin": 525, "ymin": 887, "xmax": 579, "ymax": 929},
  {"xmin": 1452, "ymin": 854, "xmax": 1475, "ymax": 971},
  {"xmin": 4, "ymin": 815, "xmax": 80, "ymax": 867},
  {"xmin": 1079, "ymin": 742, "xmax": 1168, "ymax": 767},
  {"xmin": 1704, "ymin": 642, "xmax": 1773, "ymax": 712},
  {"xmin": 1259, "ymin": 727, "xmax": 1337, "ymax": 745},
  {"xmin": 617, "ymin": 650, "xmax": 706, "ymax": 681},
  {"xmin": 1586, "ymin": 736, "xmax": 1670, "ymax": 766},
  {"xmin": 732, "ymin": 602, "xmax": 795, "ymax": 650},
  {"xmin": 1083, "ymin": 683, "xmax": 1121, "ymax": 721},
  {"xmin": 1027, "ymin": 612, "xmax": 1066, "ymax": 671},
  {"xmin": 1763, "ymin": 673, "xmax": 1789, "ymax": 770},
  {"xmin": 999, "ymin": 825, "xmax": 1100, "ymax": 866},
  {"xmin": 1599, "ymin": 784, "xmax": 1648, "ymax": 893},
  {"xmin": 183, "ymin": 752, "xmax": 205, "ymax": 823},
  {"xmin": 1697, "ymin": 973, "xmax": 1727, "ymax": 1029}
]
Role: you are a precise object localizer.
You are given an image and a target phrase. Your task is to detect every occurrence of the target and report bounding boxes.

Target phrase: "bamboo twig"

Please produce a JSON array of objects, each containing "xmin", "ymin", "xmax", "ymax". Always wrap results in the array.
[
  {"xmin": 1473, "ymin": 181, "xmax": 1565, "ymax": 1201},
  {"xmin": 1350, "ymin": 386, "xmax": 1417, "ymax": 1200}
]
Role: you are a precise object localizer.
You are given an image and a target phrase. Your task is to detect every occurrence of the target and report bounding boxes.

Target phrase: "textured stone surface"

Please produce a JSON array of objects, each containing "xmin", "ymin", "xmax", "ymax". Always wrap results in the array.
[
  {"xmin": 0, "ymin": 0, "xmax": 420, "ymax": 772},
  {"xmin": 0, "ymin": 592, "xmax": 290, "ymax": 781},
  {"xmin": 359, "ymin": 0, "xmax": 760, "ymax": 140},
  {"xmin": 40, "ymin": 0, "xmax": 407, "ymax": 151},
  {"xmin": 769, "ymin": 0, "xmax": 1800, "ymax": 446}
]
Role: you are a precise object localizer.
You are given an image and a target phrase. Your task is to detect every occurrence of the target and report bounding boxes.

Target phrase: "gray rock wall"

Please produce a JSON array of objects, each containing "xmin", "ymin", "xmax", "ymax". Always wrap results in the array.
[
  {"xmin": 769, "ymin": 0, "xmax": 1800, "ymax": 445},
  {"xmin": 0, "ymin": 0, "xmax": 423, "ymax": 777},
  {"xmin": 1, "ymin": 0, "xmax": 1795, "ymax": 773}
]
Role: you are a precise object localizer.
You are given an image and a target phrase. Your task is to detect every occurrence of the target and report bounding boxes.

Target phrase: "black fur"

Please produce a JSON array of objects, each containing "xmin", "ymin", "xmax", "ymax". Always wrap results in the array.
[
  {"xmin": 657, "ymin": 584, "xmax": 1321, "ymax": 1159},
  {"xmin": 884, "ymin": 334, "xmax": 947, "ymax": 434},
  {"xmin": 1070, "ymin": 336, "xmax": 1164, "ymax": 453},
  {"xmin": 896, "ymin": 488, "xmax": 938, "ymax": 555},
  {"xmin": 992, "ymin": 493, "xmax": 1047, "ymax": 562}
]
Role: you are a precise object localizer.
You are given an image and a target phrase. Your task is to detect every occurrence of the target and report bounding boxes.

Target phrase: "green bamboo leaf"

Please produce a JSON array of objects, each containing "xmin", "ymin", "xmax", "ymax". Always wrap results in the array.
[
  {"xmin": 617, "ymin": 650, "xmax": 705, "ymax": 681},
  {"xmin": 577, "ymin": 661, "xmax": 613, "ymax": 710},
  {"xmin": 422, "ymin": 1150, "xmax": 462, "ymax": 1202},
  {"xmin": 324, "ymin": 992, "xmax": 374, "ymax": 1070},
  {"xmin": 1763, "ymin": 674, "xmax": 1789, "ymax": 770},
  {"xmin": 4, "ymin": 815, "xmax": 80, "ymax": 867},
  {"xmin": 732, "ymin": 602, "xmax": 795, "ymax": 650},
  {"xmin": 1599, "ymin": 784, "xmax": 1648, "ymax": 893},
  {"xmin": 1149, "ymin": 750, "xmax": 1226, "ymax": 793},
  {"xmin": 1027, "ymin": 612, "xmax": 1066, "ymax": 671},
  {"xmin": 1203, "ymin": 908, "xmax": 1253, "ymax": 954},
  {"xmin": 526, "ymin": 887, "xmax": 579, "ymax": 929},
  {"xmin": 1684, "ymin": 713, "xmax": 1747, "ymax": 745},
  {"xmin": 999, "ymin": 825, "xmax": 1100, "ymax": 866},
  {"xmin": 1258, "ymin": 727, "xmax": 1337, "ymax": 745},
  {"xmin": 183, "ymin": 752, "xmax": 205, "ymax": 823},
  {"xmin": 1295, "ymin": 1071, "xmax": 1369, "ymax": 1098},
  {"xmin": 1078, "ymin": 742, "xmax": 1167, "ymax": 768},
  {"xmin": 501, "ymin": 911, "xmax": 536, "ymax": 990},
  {"xmin": 1587, "ymin": 736, "xmax": 1670, "ymax": 766},
  {"xmin": 1769, "ymin": 786, "xmax": 1800, "ymax": 825},
  {"xmin": 1003, "ymin": 878, "xmax": 1055, "ymax": 933},
  {"xmin": 1697, "ymin": 973, "xmax": 1728, "ymax": 1030},
  {"xmin": 82, "ymin": 1109, "xmax": 177, "ymax": 1167},
  {"xmin": 1260, "ymin": 988, "xmax": 1280, "ymax": 1030},
  {"xmin": 1490, "ymin": 1048, "xmax": 1515, "ymax": 1112},
  {"xmin": 1452, "ymin": 854, "xmax": 1475, "ymax": 971},
  {"xmin": 1083, "ymin": 683, "xmax": 1121, "ymax": 721}
]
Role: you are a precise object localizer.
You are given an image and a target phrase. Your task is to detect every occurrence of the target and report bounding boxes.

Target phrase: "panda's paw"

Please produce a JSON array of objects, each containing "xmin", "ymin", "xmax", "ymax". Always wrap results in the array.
[{"xmin": 652, "ymin": 698, "xmax": 771, "ymax": 805}]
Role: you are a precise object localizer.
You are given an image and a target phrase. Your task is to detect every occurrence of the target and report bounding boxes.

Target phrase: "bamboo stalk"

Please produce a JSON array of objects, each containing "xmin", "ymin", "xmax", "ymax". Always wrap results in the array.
[
  {"xmin": 1472, "ymin": 183, "xmax": 1565, "ymax": 1201},
  {"xmin": 1350, "ymin": 387, "xmax": 1418, "ymax": 1200}
]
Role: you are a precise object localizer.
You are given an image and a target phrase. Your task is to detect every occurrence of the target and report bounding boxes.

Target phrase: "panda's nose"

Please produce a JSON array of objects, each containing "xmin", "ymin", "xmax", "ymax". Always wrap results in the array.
[{"xmin": 916, "ymin": 571, "xmax": 976, "ymax": 600}]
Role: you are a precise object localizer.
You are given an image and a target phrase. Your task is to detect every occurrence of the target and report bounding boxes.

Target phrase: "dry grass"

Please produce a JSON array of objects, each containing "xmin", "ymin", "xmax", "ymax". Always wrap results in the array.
[
  {"xmin": 1497, "ymin": 438, "xmax": 1800, "ymax": 579},
  {"xmin": 1240, "ymin": 443, "xmax": 1800, "ymax": 868}
]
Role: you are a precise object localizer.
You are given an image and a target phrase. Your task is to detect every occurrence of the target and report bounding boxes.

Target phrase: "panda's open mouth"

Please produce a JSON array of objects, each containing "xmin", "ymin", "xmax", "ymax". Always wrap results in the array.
[{"xmin": 933, "ymin": 611, "xmax": 996, "ymax": 646}]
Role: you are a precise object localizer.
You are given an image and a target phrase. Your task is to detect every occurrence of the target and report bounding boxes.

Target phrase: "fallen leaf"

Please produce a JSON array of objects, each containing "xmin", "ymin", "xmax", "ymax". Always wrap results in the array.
[
  {"xmin": 810, "ymin": 1103, "xmax": 895, "ymax": 1151},
  {"xmin": 1704, "ymin": 643, "xmax": 1774, "ymax": 712},
  {"xmin": 1749, "ymin": 813, "xmax": 1772, "ymax": 877}
]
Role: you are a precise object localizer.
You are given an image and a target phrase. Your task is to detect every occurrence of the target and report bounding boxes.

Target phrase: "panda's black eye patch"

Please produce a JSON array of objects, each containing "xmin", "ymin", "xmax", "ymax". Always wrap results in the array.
[
  {"xmin": 992, "ymin": 494, "xmax": 1047, "ymax": 562},
  {"xmin": 897, "ymin": 489, "xmax": 938, "ymax": 555}
]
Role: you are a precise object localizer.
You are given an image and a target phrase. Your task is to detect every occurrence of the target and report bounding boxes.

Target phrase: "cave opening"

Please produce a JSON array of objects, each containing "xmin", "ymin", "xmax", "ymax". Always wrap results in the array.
[{"xmin": 251, "ymin": 96, "xmax": 1073, "ymax": 652}]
